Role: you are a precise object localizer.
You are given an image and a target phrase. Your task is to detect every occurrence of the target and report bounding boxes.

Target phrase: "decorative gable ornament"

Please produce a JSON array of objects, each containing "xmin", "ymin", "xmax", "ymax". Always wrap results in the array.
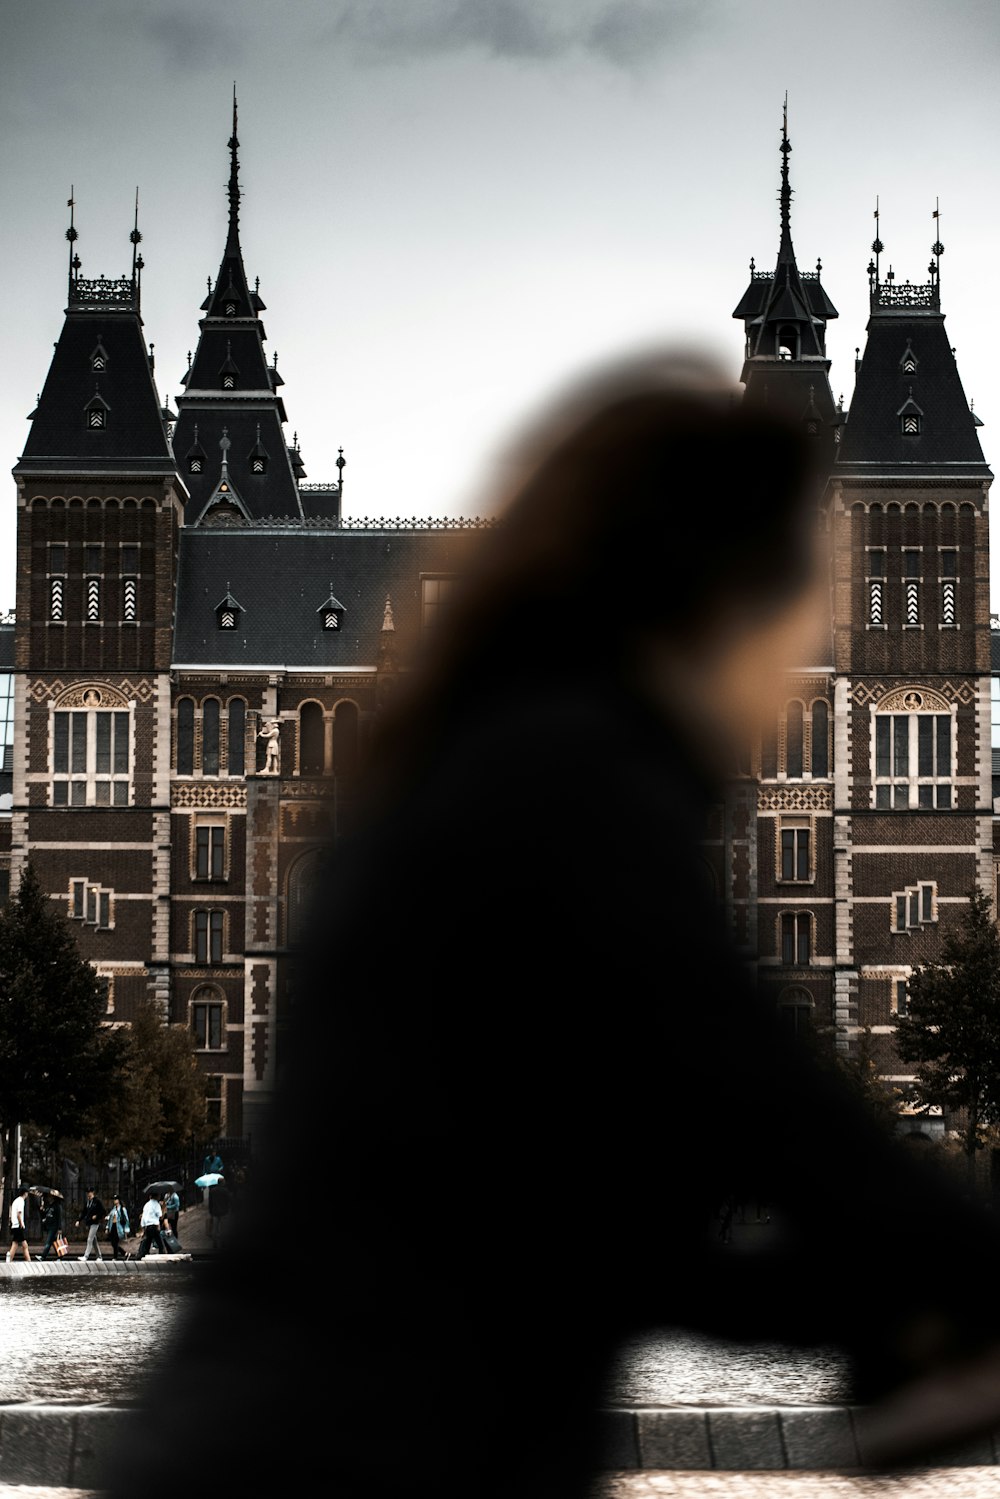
[
  {"xmin": 897, "ymin": 387, "xmax": 924, "ymax": 436},
  {"xmin": 85, "ymin": 386, "xmax": 110, "ymax": 430}
]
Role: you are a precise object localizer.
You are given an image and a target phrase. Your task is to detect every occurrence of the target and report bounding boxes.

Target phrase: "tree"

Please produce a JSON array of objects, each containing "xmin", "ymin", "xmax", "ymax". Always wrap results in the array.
[
  {"xmin": 68, "ymin": 997, "xmax": 207, "ymax": 1161},
  {"xmin": 0, "ymin": 862, "xmax": 116, "ymax": 1225},
  {"xmin": 895, "ymin": 886, "xmax": 1000, "ymax": 1166}
]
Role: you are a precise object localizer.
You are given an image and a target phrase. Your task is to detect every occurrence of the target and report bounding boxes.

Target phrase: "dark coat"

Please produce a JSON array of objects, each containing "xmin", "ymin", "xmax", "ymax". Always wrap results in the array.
[{"xmin": 102, "ymin": 669, "xmax": 1000, "ymax": 1497}]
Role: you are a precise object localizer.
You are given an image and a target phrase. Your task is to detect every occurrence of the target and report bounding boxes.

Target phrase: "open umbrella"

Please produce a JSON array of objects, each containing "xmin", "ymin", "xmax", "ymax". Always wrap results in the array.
[
  {"xmin": 28, "ymin": 1186, "xmax": 63, "ymax": 1198},
  {"xmin": 194, "ymin": 1172, "xmax": 224, "ymax": 1188},
  {"xmin": 143, "ymin": 1179, "xmax": 181, "ymax": 1195}
]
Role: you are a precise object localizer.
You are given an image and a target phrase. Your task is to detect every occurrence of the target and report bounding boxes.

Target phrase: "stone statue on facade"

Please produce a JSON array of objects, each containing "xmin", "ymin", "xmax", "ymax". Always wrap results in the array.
[{"xmin": 258, "ymin": 718, "xmax": 281, "ymax": 774}]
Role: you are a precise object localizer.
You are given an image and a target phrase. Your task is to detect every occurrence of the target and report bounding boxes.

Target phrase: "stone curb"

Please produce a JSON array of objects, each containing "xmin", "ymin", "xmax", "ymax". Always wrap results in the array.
[
  {"xmin": 599, "ymin": 1407, "xmax": 1000, "ymax": 1471},
  {"xmin": 4, "ymin": 1404, "xmax": 1000, "ymax": 1485},
  {"xmin": 0, "ymin": 1257, "xmax": 193, "ymax": 1278}
]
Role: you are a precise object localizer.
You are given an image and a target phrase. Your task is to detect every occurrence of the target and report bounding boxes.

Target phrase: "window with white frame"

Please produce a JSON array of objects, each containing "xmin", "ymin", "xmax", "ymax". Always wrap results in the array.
[
  {"xmin": 191, "ymin": 987, "xmax": 226, "ymax": 1051},
  {"xmin": 780, "ymin": 911, "xmax": 811, "ymax": 965},
  {"xmin": 52, "ymin": 705, "xmax": 131, "ymax": 805},
  {"xmin": 893, "ymin": 978, "xmax": 910, "ymax": 1017},
  {"xmin": 69, "ymin": 877, "xmax": 113, "ymax": 929},
  {"xmin": 778, "ymin": 817, "xmax": 812, "ymax": 882},
  {"xmin": 874, "ymin": 705, "xmax": 953, "ymax": 809},
  {"xmin": 205, "ymin": 1074, "xmax": 225, "ymax": 1132},
  {"xmin": 892, "ymin": 881, "xmax": 937, "ymax": 933},
  {"xmin": 194, "ymin": 820, "xmax": 226, "ymax": 881},
  {"xmin": 194, "ymin": 909, "xmax": 224, "ymax": 964}
]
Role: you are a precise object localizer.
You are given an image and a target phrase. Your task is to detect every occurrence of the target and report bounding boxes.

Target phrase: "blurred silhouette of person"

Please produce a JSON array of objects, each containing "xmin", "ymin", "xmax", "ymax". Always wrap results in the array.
[{"xmin": 103, "ymin": 348, "xmax": 1000, "ymax": 1495}]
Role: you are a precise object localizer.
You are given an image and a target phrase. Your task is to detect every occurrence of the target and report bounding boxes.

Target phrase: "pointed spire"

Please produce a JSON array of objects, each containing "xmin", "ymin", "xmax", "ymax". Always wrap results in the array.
[
  {"xmin": 130, "ymin": 187, "xmax": 142, "ymax": 281},
  {"xmin": 226, "ymin": 84, "xmax": 241, "ymax": 255},
  {"xmin": 777, "ymin": 93, "xmax": 793, "ymax": 262},
  {"xmin": 65, "ymin": 187, "xmax": 79, "ymax": 300}
]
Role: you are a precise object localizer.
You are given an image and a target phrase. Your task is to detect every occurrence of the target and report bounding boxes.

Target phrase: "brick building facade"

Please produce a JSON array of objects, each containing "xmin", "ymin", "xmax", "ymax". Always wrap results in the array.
[{"xmin": 4, "ymin": 104, "xmax": 995, "ymax": 1144}]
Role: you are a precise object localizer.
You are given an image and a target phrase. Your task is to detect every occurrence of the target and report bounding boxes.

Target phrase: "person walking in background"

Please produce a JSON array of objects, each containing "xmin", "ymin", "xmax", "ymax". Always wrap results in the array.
[
  {"xmin": 75, "ymin": 1188, "xmax": 105, "ymax": 1262},
  {"xmin": 38, "ymin": 1191, "xmax": 64, "ymax": 1260},
  {"xmin": 135, "ymin": 1193, "xmax": 166, "ymax": 1259},
  {"xmin": 6, "ymin": 1185, "xmax": 30, "ymax": 1262},
  {"xmin": 106, "ymin": 1196, "xmax": 131, "ymax": 1260},
  {"xmin": 101, "ymin": 351, "xmax": 1000, "ymax": 1495},
  {"xmin": 163, "ymin": 1188, "xmax": 181, "ymax": 1240},
  {"xmin": 207, "ymin": 1178, "xmax": 230, "ymax": 1248}
]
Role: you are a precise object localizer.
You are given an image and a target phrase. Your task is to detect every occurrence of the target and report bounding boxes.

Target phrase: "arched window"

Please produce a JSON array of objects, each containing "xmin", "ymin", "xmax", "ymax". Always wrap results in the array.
[
  {"xmin": 299, "ymin": 702, "xmax": 324, "ymax": 776},
  {"xmin": 777, "ymin": 986, "xmax": 813, "ymax": 1039},
  {"xmin": 785, "ymin": 702, "xmax": 803, "ymax": 778},
  {"xmin": 177, "ymin": 698, "xmax": 194, "ymax": 776},
  {"xmin": 811, "ymin": 701, "xmax": 829, "ymax": 778},
  {"xmin": 227, "ymin": 698, "xmax": 245, "ymax": 777},
  {"xmin": 287, "ymin": 851, "xmax": 323, "ymax": 950},
  {"xmin": 777, "ymin": 325, "xmax": 798, "ymax": 361},
  {"xmin": 760, "ymin": 725, "xmax": 778, "ymax": 780},
  {"xmin": 332, "ymin": 700, "xmax": 359, "ymax": 780},
  {"xmin": 202, "ymin": 699, "xmax": 220, "ymax": 777}
]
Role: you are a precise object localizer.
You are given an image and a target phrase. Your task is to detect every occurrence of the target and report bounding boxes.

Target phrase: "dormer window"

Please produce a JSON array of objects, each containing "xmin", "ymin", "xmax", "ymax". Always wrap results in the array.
[
  {"xmin": 225, "ymin": 302, "xmax": 237, "ymax": 316},
  {"xmin": 85, "ymin": 391, "xmax": 109, "ymax": 430},
  {"xmin": 215, "ymin": 589, "xmax": 244, "ymax": 632},
  {"xmin": 317, "ymin": 588, "xmax": 345, "ymax": 633},
  {"xmin": 777, "ymin": 325, "xmax": 799, "ymax": 361},
  {"xmin": 897, "ymin": 388, "xmax": 923, "ymax": 437},
  {"xmin": 92, "ymin": 354, "xmax": 105, "ymax": 371},
  {"xmin": 219, "ymin": 342, "xmax": 240, "ymax": 391},
  {"xmin": 186, "ymin": 426, "xmax": 207, "ymax": 476},
  {"xmin": 900, "ymin": 341, "xmax": 918, "ymax": 375},
  {"xmin": 247, "ymin": 426, "xmax": 269, "ymax": 475},
  {"xmin": 190, "ymin": 457, "xmax": 203, "ymax": 474}
]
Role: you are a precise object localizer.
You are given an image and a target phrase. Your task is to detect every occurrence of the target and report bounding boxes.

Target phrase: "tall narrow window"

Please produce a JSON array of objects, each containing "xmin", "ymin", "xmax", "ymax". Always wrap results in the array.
[
  {"xmin": 86, "ymin": 578, "xmax": 100, "ymax": 621},
  {"xmin": 868, "ymin": 550, "xmax": 885, "ymax": 627},
  {"xmin": 50, "ymin": 578, "xmax": 64, "ymax": 621},
  {"xmin": 192, "ymin": 992, "xmax": 225, "ymax": 1050},
  {"xmin": 811, "ymin": 701, "xmax": 829, "ymax": 778},
  {"xmin": 781, "ymin": 912, "xmax": 811, "ymax": 965},
  {"xmin": 760, "ymin": 726, "xmax": 778, "ymax": 780},
  {"xmin": 299, "ymin": 702, "xmax": 324, "ymax": 776},
  {"xmin": 194, "ymin": 909, "xmax": 224, "ymax": 964},
  {"xmin": 227, "ymin": 699, "xmax": 245, "ymax": 776},
  {"xmin": 894, "ymin": 979, "xmax": 909, "ymax": 1017},
  {"xmin": 785, "ymin": 702, "xmax": 803, "ymax": 778},
  {"xmin": 332, "ymin": 701, "xmax": 359, "ymax": 780},
  {"xmin": 205, "ymin": 1075, "xmax": 225, "ymax": 1132},
  {"xmin": 941, "ymin": 550, "xmax": 958, "ymax": 627},
  {"xmin": 779, "ymin": 820, "xmax": 811, "ymax": 882},
  {"xmin": 202, "ymin": 699, "xmax": 220, "ymax": 777},
  {"xmin": 177, "ymin": 698, "xmax": 195, "ymax": 776},
  {"xmin": 196, "ymin": 824, "xmax": 226, "ymax": 880},
  {"xmin": 903, "ymin": 550, "xmax": 920, "ymax": 627}
]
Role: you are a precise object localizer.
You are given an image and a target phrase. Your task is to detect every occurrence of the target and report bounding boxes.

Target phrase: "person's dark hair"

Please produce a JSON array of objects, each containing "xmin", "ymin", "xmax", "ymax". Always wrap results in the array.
[{"xmin": 367, "ymin": 348, "xmax": 823, "ymax": 787}]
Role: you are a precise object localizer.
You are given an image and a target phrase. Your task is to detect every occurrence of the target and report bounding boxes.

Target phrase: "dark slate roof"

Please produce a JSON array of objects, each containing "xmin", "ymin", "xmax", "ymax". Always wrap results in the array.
[
  {"xmin": 837, "ymin": 299, "xmax": 990, "ymax": 473},
  {"xmin": 14, "ymin": 300, "xmax": 174, "ymax": 476},
  {"xmin": 172, "ymin": 525, "xmax": 493, "ymax": 668},
  {"xmin": 176, "ymin": 404, "xmax": 302, "ymax": 524}
]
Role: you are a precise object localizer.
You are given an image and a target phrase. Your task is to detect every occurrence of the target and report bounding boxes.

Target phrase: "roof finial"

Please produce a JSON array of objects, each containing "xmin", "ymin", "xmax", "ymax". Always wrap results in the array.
[
  {"xmin": 931, "ymin": 197, "xmax": 944, "ymax": 297},
  {"xmin": 870, "ymin": 195, "xmax": 884, "ymax": 288},
  {"xmin": 778, "ymin": 92, "xmax": 792, "ymax": 250},
  {"xmin": 226, "ymin": 84, "xmax": 241, "ymax": 252},
  {"xmin": 336, "ymin": 446, "xmax": 346, "ymax": 496},
  {"xmin": 130, "ymin": 186, "xmax": 142, "ymax": 282},
  {"xmin": 66, "ymin": 186, "xmax": 79, "ymax": 299}
]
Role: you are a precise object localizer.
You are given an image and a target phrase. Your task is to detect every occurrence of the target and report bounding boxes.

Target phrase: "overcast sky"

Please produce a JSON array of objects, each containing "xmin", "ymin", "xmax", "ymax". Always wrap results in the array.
[{"xmin": 2, "ymin": 0, "xmax": 999, "ymax": 615}]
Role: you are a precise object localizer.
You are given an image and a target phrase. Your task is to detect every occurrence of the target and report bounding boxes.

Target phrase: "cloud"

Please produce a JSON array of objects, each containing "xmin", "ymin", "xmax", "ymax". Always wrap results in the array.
[
  {"xmin": 327, "ymin": 0, "xmax": 710, "ymax": 68},
  {"xmin": 144, "ymin": 13, "xmax": 246, "ymax": 70}
]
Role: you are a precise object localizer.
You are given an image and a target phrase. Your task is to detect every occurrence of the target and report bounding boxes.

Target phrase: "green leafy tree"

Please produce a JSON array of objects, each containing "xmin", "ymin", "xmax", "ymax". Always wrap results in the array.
[
  {"xmin": 896, "ymin": 886, "xmax": 1000, "ymax": 1164},
  {"xmin": 0, "ymin": 862, "xmax": 116, "ymax": 1226},
  {"xmin": 69, "ymin": 997, "xmax": 207, "ymax": 1161}
]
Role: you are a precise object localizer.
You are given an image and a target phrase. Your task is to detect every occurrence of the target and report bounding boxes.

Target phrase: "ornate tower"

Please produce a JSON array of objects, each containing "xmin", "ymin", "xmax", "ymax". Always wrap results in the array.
[
  {"xmin": 732, "ymin": 100, "xmax": 842, "ymax": 465},
  {"xmin": 10, "ymin": 192, "xmax": 185, "ymax": 1018},
  {"xmin": 829, "ymin": 214, "xmax": 993, "ymax": 1085}
]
